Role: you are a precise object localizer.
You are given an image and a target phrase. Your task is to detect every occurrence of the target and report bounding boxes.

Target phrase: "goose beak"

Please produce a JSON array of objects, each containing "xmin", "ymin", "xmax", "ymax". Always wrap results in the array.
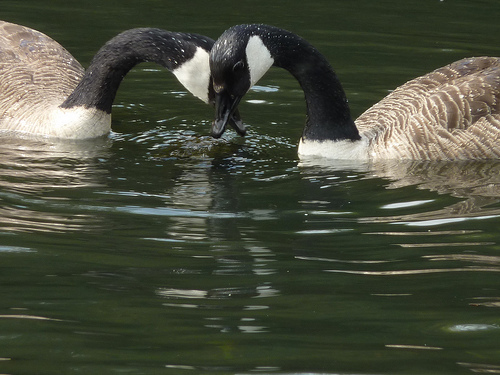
[
  {"xmin": 212, "ymin": 91, "xmax": 244, "ymax": 138},
  {"xmin": 228, "ymin": 108, "xmax": 246, "ymax": 137}
]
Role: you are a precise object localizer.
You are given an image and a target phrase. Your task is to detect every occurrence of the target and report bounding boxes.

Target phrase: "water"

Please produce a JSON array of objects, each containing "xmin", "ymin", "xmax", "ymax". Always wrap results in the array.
[{"xmin": 1, "ymin": 0, "xmax": 500, "ymax": 374}]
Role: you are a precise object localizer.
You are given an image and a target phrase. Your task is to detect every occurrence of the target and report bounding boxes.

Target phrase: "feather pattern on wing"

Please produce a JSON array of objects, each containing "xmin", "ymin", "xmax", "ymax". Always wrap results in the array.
[{"xmin": 356, "ymin": 57, "xmax": 500, "ymax": 160}]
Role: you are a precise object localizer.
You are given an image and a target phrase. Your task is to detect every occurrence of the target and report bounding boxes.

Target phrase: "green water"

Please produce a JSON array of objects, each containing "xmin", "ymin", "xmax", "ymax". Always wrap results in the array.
[{"xmin": 1, "ymin": 1, "xmax": 500, "ymax": 374}]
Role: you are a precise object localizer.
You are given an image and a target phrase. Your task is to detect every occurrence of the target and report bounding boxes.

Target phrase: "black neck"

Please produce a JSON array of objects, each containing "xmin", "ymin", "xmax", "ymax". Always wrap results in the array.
[
  {"xmin": 60, "ymin": 28, "xmax": 213, "ymax": 113},
  {"xmin": 255, "ymin": 25, "xmax": 360, "ymax": 142}
]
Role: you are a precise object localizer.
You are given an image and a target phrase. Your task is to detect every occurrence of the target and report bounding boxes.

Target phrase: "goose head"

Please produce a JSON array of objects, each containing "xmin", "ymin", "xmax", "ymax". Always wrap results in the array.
[
  {"xmin": 209, "ymin": 25, "xmax": 275, "ymax": 138},
  {"xmin": 159, "ymin": 32, "xmax": 246, "ymax": 136}
]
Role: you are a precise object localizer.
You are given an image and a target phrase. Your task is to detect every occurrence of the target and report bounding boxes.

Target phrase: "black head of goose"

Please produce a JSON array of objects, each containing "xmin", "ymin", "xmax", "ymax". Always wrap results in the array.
[
  {"xmin": 0, "ymin": 21, "xmax": 245, "ymax": 139},
  {"xmin": 209, "ymin": 24, "xmax": 500, "ymax": 160}
]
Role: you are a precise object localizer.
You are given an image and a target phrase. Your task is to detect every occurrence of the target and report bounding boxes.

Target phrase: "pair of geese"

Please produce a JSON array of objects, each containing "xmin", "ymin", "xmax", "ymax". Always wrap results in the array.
[{"xmin": 0, "ymin": 20, "xmax": 499, "ymax": 160}]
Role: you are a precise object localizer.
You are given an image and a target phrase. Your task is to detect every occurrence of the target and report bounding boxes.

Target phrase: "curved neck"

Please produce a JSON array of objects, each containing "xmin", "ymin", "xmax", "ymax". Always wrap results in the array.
[
  {"xmin": 61, "ymin": 28, "xmax": 213, "ymax": 113},
  {"xmin": 257, "ymin": 26, "xmax": 360, "ymax": 142}
]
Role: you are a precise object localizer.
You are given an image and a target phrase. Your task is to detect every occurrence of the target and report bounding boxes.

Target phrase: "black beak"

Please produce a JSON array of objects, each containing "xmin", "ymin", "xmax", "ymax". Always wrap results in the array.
[
  {"xmin": 228, "ymin": 108, "xmax": 246, "ymax": 137},
  {"xmin": 212, "ymin": 90, "xmax": 244, "ymax": 138}
]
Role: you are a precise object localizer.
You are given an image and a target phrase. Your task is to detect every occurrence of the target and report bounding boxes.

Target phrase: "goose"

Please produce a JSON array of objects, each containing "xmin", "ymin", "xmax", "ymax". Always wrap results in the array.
[
  {"xmin": 0, "ymin": 21, "xmax": 244, "ymax": 139},
  {"xmin": 209, "ymin": 24, "xmax": 500, "ymax": 160}
]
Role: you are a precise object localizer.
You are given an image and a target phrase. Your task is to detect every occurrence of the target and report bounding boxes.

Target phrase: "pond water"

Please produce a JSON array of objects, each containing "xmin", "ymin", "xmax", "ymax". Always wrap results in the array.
[{"xmin": 1, "ymin": 1, "xmax": 500, "ymax": 374}]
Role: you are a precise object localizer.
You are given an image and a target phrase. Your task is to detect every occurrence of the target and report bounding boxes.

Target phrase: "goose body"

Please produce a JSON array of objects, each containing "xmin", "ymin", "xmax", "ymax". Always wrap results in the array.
[
  {"xmin": 0, "ymin": 21, "xmax": 244, "ymax": 139},
  {"xmin": 209, "ymin": 24, "xmax": 500, "ymax": 160}
]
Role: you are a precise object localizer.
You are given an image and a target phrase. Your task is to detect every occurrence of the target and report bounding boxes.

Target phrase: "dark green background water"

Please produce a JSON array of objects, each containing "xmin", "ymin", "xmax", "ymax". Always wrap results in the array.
[{"xmin": 1, "ymin": 1, "xmax": 500, "ymax": 374}]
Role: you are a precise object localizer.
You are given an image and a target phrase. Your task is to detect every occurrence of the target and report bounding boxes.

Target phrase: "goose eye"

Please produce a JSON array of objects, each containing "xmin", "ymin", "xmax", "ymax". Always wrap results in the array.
[{"xmin": 233, "ymin": 60, "xmax": 245, "ymax": 72}]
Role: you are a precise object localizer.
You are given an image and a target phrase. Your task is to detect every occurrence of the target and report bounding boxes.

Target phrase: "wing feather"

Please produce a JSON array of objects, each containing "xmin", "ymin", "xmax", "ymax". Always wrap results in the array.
[{"xmin": 357, "ymin": 57, "xmax": 500, "ymax": 159}]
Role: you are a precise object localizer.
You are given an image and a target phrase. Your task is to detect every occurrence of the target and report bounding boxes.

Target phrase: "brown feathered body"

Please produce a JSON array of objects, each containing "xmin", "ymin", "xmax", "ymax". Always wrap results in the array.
[
  {"xmin": 355, "ymin": 57, "xmax": 500, "ymax": 160},
  {"xmin": 0, "ymin": 21, "xmax": 107, "ymax": 138}
]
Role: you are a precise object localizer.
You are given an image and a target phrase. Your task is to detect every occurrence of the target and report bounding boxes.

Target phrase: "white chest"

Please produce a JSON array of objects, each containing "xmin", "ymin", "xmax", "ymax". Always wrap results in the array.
[{"xmin": 298, "ymin": 137, "xmax": 370, "ymax": 160}]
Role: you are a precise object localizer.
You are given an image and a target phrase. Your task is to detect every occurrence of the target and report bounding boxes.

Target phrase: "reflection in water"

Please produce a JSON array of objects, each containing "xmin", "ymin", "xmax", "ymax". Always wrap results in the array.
[
  {"xmin": 385, "ymin": 344, "xmax": 443, "ymax": 351},
  {"xmin": 145, "ymin": 155, "xmax": 283, "ymax": 337},
  {"xmin": 158, "ymin": 157, "xmax": 500, "ymax": 295},
  {"xmin": 298, "ymin": 159, "xmax": 500, "ymax": 289},
  {"xmin": 3, "ymin": 132, "xmax": 499, "ymax": 372},
  {"xmin": 299, "ymin": 158, "xmax": 500, "ymax": 224},
  {"xmin": 373, "ymin": 160, "xmax": 500, "ymax": 196},
  {"xmin": 458, "ymin": 362, "xmax": 500, "ymax": 373},
  {"xmin": 0, "ymin": 136, "xmax": 110, "ymax": 233},
  {"xmin": 365, "ymin": 160, "xmax": 500, "ymax": 225},
  {"xmin": 157, "ymin": 283, "xmax": 277, "ymax": 335},
  {"xmin": 325, "ymin": 267, "xmax": 500, "ymax": 275},
  {"xmin": 361, "ymin": 161, "xmax": 500, "ymax": 278}
]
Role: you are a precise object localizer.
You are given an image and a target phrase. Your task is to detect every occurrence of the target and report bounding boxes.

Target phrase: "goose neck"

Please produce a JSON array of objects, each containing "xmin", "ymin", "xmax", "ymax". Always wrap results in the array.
[
  {"xmin": 60, "ymin": 28, "xmax": 213, "ymax": 113},
  {"xmin": 257, "ymin": 26, "xmax": 360, "ymax": 142}
]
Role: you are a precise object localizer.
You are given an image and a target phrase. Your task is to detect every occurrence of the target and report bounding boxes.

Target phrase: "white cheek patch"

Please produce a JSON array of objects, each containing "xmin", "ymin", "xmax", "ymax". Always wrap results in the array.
[
  {"xmin": 246, "ymin": 35, "xmax": 274, "ymax": 87},
  {"xmin": 172, "ymin": 46, "xmax": 210, "ymax": 103}
]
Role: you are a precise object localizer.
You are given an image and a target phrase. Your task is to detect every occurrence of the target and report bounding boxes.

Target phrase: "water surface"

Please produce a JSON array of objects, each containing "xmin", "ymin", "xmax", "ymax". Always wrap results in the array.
[{"xmin": 1, "ymin": 1, "xmax": 500, "ymax": 374}]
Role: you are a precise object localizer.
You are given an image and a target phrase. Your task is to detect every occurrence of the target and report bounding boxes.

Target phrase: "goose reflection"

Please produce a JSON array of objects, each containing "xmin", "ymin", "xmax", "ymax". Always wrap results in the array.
[
  {"xmin": 154, "ymin": 156, "xmax": 280, "ymax": 277},
  {"xmin": 299, "ymin": 159, "xmax": 500, "ymax": 224},
  {"xmin": 364, "ymin": 160, "xmax": 500, "ymax": 224},
  {"xmin": 297, "ymin": 159, "xmax": 500, "ymax": 283},
  {"xmin": 0, "ymin": 136, "xmax": 110, "ymax": 233},
  {"xmin": 150, "ymin": 156, "xmax": 281, "ymax": 336}
]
